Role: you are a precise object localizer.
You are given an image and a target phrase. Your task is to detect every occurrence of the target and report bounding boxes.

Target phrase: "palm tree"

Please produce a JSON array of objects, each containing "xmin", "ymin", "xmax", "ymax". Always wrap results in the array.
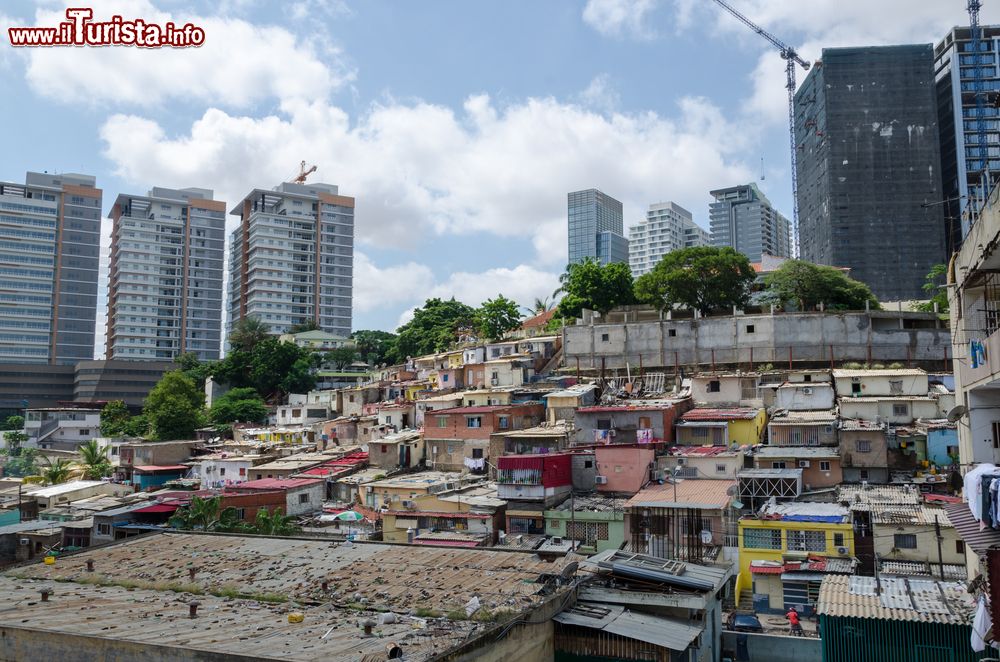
[
  {"xmin": 77, "ymin": 439, "xmax": 111, "ymax": 480},
  {"xmin": 40, "ymin": 458, "xmax": 73, "ymax": 485},
  {"xmin": 169, "ymin": 496, "xmax": 246, "ymax": 533},
  {"xmin": 251, "ymin": 507, "xmax": 300, "ymax": 536},
  {"xmin": 228, "ymin": 316, "xmax": 270, "ymax": 353}
]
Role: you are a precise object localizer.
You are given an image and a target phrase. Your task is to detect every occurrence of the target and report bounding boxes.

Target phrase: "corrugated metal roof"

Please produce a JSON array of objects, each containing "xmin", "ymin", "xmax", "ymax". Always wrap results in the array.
[
  {"xmin": 867, "ymin": 505, "xmax": 952, "ymax": 526},
  {"xmin": 625, "ymin": 479, "xmax": 734, "ymax": 510},
  {"xmin": 755, "ymin": 447, "xmax": 839, "ymax": 459},
  {"xmin": 838, "ymin": 418, "xmax": 887, "ymax": 431},
  {"xmin": 944, "ymin": 501, "xmax": 1000, "ymax": 555},
  {"xmin": 555, "ymin": 602, "xmax": 703, "ymax": 652},
  {"xmin": 832, "ymin": 368, "xmax": 927, "ymax": 377},
  {"xmin": 817, "ymin": 574, "xmax": 973, "ymax": 624},
  {"xmin": 838, "ymin": 485, "xmax": 922, "ymax": 506},
  {"xmin": 238, "ymin": 478, "xmax": 323, "ymax": 490},
  {"xmin": 680, "ymin": 408, "xmax": 761, "ymax": 421}
]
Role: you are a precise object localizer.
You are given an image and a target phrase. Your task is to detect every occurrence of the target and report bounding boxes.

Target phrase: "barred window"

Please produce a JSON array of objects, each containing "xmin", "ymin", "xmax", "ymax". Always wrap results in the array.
[
  {"xmin": 787, "ymin": 529, "xmax": 826, "ymax": 552},
  {"xmin": 742, "ymin": 528, "xmax": 781, "ymax": 550}
]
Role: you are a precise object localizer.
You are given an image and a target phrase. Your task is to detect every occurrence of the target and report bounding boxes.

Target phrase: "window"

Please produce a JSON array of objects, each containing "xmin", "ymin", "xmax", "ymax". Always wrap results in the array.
[
  {"xmin": 471, "ymin": 448, "xmax": 483, "ymax": 459},
  {"xmin": 219, "ymin": 468, "xmax": 226, "ymax": 476},
  {"xmin": 743, "ymin": 528, "xmax": 781, "ymax": 550},
  {"xmin": 692, "ymin": 427, "xmax": 708, "ymax": 438},
  {"xmin": 859, "ymin": 469, "xmax": 870, "ymax": 480},
  {"xmin": 787, "ymin": 530, "xmax": 826, "ymax": 552},
  {"xmin": 820, "ymin": 461, "xmax": 831, "ymax": 472},
  {"xmin": 234, "ymin": 508, "xmax": 246, "ymax": 520},
  {"xmin": 888, "ymin": 380, "xmax": 903, "ymax": 395},
  {"xmin": 855, "ymin": 440, "xmax": 872, "ymax": 453},
  {"xmin": 601, "ymin": 333, "xmax": 609, "ymax": 342},
  {"xmin": 708, "ymin": 380, "xmax": 721, "ymax": 393},
  {"xmin": 239, "ymin": 467, "xmax": 246, "ymax": 476},
  {"xmin": 437, "ymin": 416, "xmax": 448, "ymax": 428},
  {"xmin": 97, "ymin": 523, "xmax": 111, "ymax": 536},
  {"xmin": 957, "ymin": 540, "xmax": 966, "ymax": 554},
  {"xmin": 384, "ymin": 415, "xmax": 392, "ymax": 425},
  {"xmin": 833, "ymin": 533, "xmax": 845, "ymax": 547},
  {"xmin": 597, "ymin": 418, "xmax": 612, "ymax": 430},
  {"xmin": 993, "ymin": 421, "xmax": 1000, "ymax": 449},
  {"xmin": 498, "ymin": 416, "xmax": 510, "ymax": 429},
  {"xmin": 746, "ymin": 324, "xmax": 755, "ymax": 333},
  {"xmin": 566, "ymin": 521, "xmax": 610, "ymax": 544},
  {"xmin": 381, "ymin": 445, "xmax": 388, "ymax": 453},
  {"xmin": 716, "ymin": 463, "xmax": 727, "ymax": 474},
  {"xmin": 668, "ymin": 329, "xmax": 677, "ymax": 337},
  {"xmin": 466, "ymin": 416, "xmax": 482, "ymax": 428},
  {"xmin": 772, "ymin": 461, "xmax": 786, "ymax": 469},
  {"xmin": 298, "ymin": 493, "xmax": 310, "ymax": 504},
  {"xmin": 894, "ymin": 534, "xmax": 917, "ymax": 549},
  {"xmin": 638, "ymin": 416, "xmax": 651, "ymax": 429},
  {"xmin": 584, "ymin": 460, "xmax": 593, "ymax": 469},
  {"xmin": 892, "ymin": 403, "xmax": 909, "ymax": 417},
  {"xmin": 442, "ymin": 374, "xmax": 448, "ymax": 382},
  {"xmin": 804, "ymin": 374, "xmax": 812, "ymax": 383},
  {"xmin": 79, "ymin": 429, "xmax": 90, "ymax": 436}
]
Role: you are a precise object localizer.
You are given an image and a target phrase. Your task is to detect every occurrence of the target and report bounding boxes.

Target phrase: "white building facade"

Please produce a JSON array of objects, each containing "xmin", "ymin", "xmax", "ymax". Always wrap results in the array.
[{"xmin": 628, "ymin": 202, "xmax": 709, "ymax": 277}]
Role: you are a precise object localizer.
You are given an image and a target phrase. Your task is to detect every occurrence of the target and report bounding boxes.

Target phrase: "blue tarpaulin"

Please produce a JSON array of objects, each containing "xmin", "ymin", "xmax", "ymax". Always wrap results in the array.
[{"xmin": 779, "ymin": 515, "xmax": 844, "ymax": 523}]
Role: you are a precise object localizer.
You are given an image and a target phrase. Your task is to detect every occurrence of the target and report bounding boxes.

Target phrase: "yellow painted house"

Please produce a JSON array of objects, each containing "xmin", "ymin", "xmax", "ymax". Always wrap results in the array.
[
  {"xmin": 737, "ymin": 502, "xmax": 855, "ymax": 614},
  {"xmin": 675, "ymin": 407, "xmax": 767, "ymax": 446}
]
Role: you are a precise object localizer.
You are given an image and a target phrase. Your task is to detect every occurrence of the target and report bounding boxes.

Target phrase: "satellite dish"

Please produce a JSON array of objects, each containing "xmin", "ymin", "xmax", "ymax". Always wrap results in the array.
[{"xmin": 947, "ymin": 405, "xmax": 968, "ymax": 423}]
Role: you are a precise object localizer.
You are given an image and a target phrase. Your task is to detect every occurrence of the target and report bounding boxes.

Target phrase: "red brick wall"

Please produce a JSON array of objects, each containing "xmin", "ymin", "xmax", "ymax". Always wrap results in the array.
[{"xmin": 222, "ymin": 491, "xmax": 286, "ymax": 521}]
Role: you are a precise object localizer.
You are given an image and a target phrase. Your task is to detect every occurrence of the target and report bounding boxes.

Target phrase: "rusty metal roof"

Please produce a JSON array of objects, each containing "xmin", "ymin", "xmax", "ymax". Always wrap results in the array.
[{"xmin": 817, "ymin": 574, "xmax": 974, "ymax": 625}]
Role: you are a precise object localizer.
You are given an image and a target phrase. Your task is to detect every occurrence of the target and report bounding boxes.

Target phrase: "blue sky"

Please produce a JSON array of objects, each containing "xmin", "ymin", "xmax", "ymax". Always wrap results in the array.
[{"xmin": 1, "ymin": 0, "xmax": 995, "ymax": 354}]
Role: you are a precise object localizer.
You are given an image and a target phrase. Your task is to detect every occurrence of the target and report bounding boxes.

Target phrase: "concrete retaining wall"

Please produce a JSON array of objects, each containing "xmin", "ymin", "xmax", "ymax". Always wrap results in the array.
[
  {"xmin": 721, "ymin": 630, "xmax": 822, "ymax": 662},
  {"xmin": 564, "ymin": 311, "xmax": 950, "ymax": 371}
]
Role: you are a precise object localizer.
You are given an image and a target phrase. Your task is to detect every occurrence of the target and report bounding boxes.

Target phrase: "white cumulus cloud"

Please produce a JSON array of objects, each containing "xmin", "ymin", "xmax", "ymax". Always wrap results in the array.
[{"xmin": 583, "ymin": 0, "xmax": 660, "ymax": 39}]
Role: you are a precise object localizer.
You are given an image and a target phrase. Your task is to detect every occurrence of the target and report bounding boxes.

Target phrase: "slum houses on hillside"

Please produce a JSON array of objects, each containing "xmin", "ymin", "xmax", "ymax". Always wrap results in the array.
[{"xmin": 1, "ymin": 328, "xmax": 987, "ymax": 660}]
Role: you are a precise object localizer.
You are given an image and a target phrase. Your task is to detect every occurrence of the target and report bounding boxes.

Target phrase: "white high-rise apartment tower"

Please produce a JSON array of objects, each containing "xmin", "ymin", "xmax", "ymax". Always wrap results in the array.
[{"xmin": 628, "ymin": 202, "xmax": 709, "ymax": 277}]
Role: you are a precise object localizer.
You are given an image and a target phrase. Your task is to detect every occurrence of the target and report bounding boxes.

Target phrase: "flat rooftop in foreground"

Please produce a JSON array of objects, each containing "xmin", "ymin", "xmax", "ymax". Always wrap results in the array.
[{"xmin": 2, "ymin": 532, "xmax": 582, "ymax": 660}]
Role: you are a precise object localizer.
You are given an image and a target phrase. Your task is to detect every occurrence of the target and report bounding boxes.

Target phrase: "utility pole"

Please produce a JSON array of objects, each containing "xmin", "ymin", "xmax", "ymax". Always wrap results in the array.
[{"xmin": 934, "ymin": 515, "xmax": 945, "ymax": 580}]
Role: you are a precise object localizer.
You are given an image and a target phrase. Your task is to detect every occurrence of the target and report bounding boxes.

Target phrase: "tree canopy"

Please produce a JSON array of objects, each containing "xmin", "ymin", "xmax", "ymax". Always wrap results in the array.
[
  {"xmin": 394, "ymin": 298, "xmax": 476, "ymax": 358},
  {"xmin": 212, "ymin": 336, "xmax": 318, "ymax": 402},
  {"xmin": 143, "ymin": 371, "xmax": 206, "ymax": 441},
  {"xmin": 555, "ymin": 258, "xmax": 635, "ymax": 319},
  {"xmin": 322, "ymin": 346, "xmax": 360, "ymax": 370},
  {"xmin": 914, "ymin": 263, "xmax": 949, "ymax": 316},
  {"xmin": 762, "ymin": 259, "xmax": 879, "ymax": 311},
  {"xmin": 351, "ymin": 330, "xmax": 398, "ymax": 366},
  {"xmin": 228, "ymin": 317, "xmax": 271, "ymax": 353},
  {"xmin": 99, "ymin": 400, "xmax": 132, "ymax": 438},
  {"xmin": 77, "ymin": 439, "xmax": 112, "ymax": 480},
  {"xmin": 634, "ymin": 246, "xmax": 756, "ymax": 315},
  {"xmin": 209, "ymin": 387, "xmax": 269, "ymax": 426},
  {"xmin": 288, "ymin": 320, "xmax": 321, "ymax": 334},
  {"xmin": 476, "ymin": 295, "xmax": 523, "ymax": 341}
]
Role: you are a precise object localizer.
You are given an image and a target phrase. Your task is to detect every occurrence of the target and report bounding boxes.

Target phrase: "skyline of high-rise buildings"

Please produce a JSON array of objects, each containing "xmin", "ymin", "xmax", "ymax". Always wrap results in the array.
[
  {"xmin": 795, "ymin": 44, "xmax": 947, "ymax": 302},
  {"xmin": 106, "ymin": 186, "xmax": 226, "ymax": 362},
  {"xmin": 227, "ymin": 181, "xmax": 355, "ymax": 339}
]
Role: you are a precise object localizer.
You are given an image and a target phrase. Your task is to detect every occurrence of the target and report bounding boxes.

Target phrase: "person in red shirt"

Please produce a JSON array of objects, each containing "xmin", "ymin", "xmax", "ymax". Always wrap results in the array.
[{"xmin": 786, "ymin": 607, "xmax": 804, "ymax": 636}]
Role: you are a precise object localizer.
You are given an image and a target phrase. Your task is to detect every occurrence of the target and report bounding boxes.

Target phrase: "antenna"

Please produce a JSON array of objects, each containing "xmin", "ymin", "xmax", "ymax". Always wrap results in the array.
[{"xmin": 760, "ymin": 157, "xmax": 766, "ymax": 181}]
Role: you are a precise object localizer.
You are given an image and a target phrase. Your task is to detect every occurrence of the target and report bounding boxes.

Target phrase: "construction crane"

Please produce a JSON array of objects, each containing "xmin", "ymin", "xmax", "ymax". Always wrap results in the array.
[
  {"xmin": 968, "ymin": 0, "xmax": 989, "ymax": 221},
  {"xmin": 711, "ymin": 0, "xmax": 810, "ymax": 257},
  {"xmin": 291, "ymin": 160, "xmax": 317, "ymax": 184}
]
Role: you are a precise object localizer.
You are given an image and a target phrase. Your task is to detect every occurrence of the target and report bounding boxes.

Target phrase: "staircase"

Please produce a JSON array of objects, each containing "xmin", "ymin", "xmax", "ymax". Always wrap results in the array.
[
  {"xmin": 537, "ymin": 344, "xmax": 564, "ymax": 376},
  {"xmin": 725, "ymin": 589, "xmax": 754, "ymax": 610}
]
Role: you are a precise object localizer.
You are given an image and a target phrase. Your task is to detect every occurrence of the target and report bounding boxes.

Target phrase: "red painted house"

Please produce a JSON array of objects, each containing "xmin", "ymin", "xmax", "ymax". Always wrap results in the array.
[{"xmin": 496, "ymin": 452, "xmax": 573, "ymax": 505}]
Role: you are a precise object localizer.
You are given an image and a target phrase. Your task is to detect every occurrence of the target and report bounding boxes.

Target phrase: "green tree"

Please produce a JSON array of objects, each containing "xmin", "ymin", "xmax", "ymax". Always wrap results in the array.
[
  {"xmin": 212, "ymin": 337, "xmax": 317, "ymax": 402},
  {"xmin": 209, "ymin": 387, "xmax": 269, "ymax": 425},
  {"xmin": 39, "ymin": 458, "xmax": 73, "ymax": 485},
  {"xmin": 523, "ymin": 296, "xmax": 554, "ymax": 316},
  {"xmin": 3, "ymin": 427, "xmax": 27, "ymax": 456},
  {"xmin": 762, "ymin": 259, "xmax": 879, "ymax": 312},
  {"xmin": 174, "ymin": 352, "xmax": 214, "ymax": 385},
  {"xmin": 228, "ymin": 317, "xmax": 271, "ymax": 353},
  {"xmin": 351, "ymin": 330, "xmax": 398, "ymax": 366},
  {"xmin": 1, "ymin": 447, "xmax": 37, "ymax": 477},
  {"xmin": 394, "ymin": 298, "xmax": 476, "ymax": 358},
  {"xmin": 634, "ymin": 246, "xmax": 756, "ymax": 315},
  {"xmin": 323, "ymin": 346, "xmax": 360, "ymax": 370},
  {"xmin": 99, "ymin": 400, "xmax": 132, "ymax": 438},
  {"xmin": 476, "ymin": 295, "xmax": 523, "ymax": 341},
  {"xmin": 288, "ymin": 320, "xmax": 321, "ymax": 334},
  {"xmin": 77, "ymin": 439, "xmax": 112, "ymax": 480},
  {"xmin": 123, "ymin": 414, "xmax": 149, "ymax": 438},
  {"xmin": 168, "ymin": 496, "xmax": 244, "ymax": 532},
  {"xmin": 914, "ymin": 263, "xmax": 949, "ymax": 315},
  {"xmin": 555, "ymin": 258, "xmax": 635, "ymax": 319},
  {"xmin": 250, "ymin": 507, "xmax": 300, "ymax": 536},
  {"xmin": 144, "ymin": 371, "xmax": 206, "ymax": 441},
  {"xmin": 1, "ymin": 415, "xmax": 24, "ymax": 431}
]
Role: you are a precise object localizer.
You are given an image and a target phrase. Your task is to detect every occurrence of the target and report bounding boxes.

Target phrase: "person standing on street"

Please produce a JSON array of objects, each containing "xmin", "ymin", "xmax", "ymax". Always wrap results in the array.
[{"xmin": 786, "ymin": 607, "xmax": 804, "ymax": 636}]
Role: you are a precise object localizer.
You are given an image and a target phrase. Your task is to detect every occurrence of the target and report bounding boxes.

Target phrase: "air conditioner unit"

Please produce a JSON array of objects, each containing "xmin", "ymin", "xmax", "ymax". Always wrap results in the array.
[
  {"xmin": 836, "ymin": 546, "xmax": 849, "ymax": 555},
  {"xmin": 799, "ymin": 460, "xmax": 810, "ymax": 468},
  {"xmin": 802, "ymin": 387, "xmax": 813, "ymax": 395},
  {"xmin": 676, "ymin": 458, "xmax": 686, "ymax": 465},
  {"xmin": 401, "ymin": 500, "xmax": 415, "ymax": 509},
  {"xmin": 595, "ymin": 475, "xmax": 609, "ymax": 485},
  {"xmin": 19, "ymin": 538, "xmax": 29, "ymax": 546},
  {"xmin": 491, "ymin": 378, "xmax": 499, "ymax": 386}
]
